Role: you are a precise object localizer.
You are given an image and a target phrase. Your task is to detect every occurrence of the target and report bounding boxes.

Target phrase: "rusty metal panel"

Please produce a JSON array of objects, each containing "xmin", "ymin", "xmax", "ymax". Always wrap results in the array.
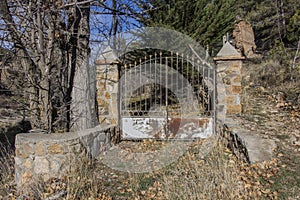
[{"xmin": 168, "ymin": 117, "xmax": 213, "ymax": 139}]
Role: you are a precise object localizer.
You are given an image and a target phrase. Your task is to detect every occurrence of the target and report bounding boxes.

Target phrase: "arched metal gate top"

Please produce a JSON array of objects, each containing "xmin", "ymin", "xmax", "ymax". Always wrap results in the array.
[{"xmin": 119, "ymin": 50, "xmax": 216, "ymax": 140}]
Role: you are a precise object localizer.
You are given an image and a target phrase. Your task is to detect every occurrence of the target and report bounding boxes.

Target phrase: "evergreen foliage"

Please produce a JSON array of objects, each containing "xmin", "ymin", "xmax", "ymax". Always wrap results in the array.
[{"xmin": 138, "ymin": 0, "xmax": 300, "ymax": 55}]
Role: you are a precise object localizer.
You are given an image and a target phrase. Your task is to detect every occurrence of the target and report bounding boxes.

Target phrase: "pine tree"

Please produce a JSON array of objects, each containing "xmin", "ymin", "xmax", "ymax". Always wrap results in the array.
[{"xmin": 138, "ymin": 0, "xmax": 299, "ymax": 53}]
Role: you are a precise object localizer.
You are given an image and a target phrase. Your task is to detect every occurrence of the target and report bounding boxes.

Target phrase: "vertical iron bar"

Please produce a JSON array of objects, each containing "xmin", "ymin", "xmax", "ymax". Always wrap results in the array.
[
  {"xmin": 149, "ymin": 55, "xmax": 152, "ymax": 115},
  {"xmin": 155, "ymin": 52, "xmax": 157, "ymax": 112},
  {"xmin": 181, "ymin": 53, "xmax": 184, "ymax": 108},
  {"xmin": 202, "ymin": 61, "xmax": 205, "ymax": 115},
  {"xmin": 208, "ymin": 65, "xmax": 211, "ymax": 116},
  {"xmin": 176, "ymin": 52, "xmax": 179, "ymax": 106},
  {"xmin": 165, "ymin": 57, "xmax": 168, "ymax": 138},
  {"xmin": 197, "ymin": 59, "xmax": 200, "ymax": 115},
  {"xmin": 134, "ymin": 62, "xmax": 137, "ymax": 112},
  {"xmin": 118, "ymin": 63, "xmax": 121, "ymax": 130},
  {"xmin": 186, "ymin": 54, "xmax": 189, "ymax": 111},
  {"xmin": 130, "ymin": 64, "xmax": 133, "ymax": 112},
  {"xmin": 160, "ymin": 52, "xmax": 162, "ymax": 110},
  {"xmin": 213, "ymin": 65, "xmax": 217, "ymax": 135},
  {"xmin": 170, "ymin": 52, "xmax": 173, "ymax": 110},
  {"xmin": 192, "ymin": 55, "xmax": 195, "ymax": 112},
  {"xmin": 124, "ymin": 64, "xmax": 126, "ymax": 114},
  {"xmin": 144, "ymin": 55, "xmax": 147, "ymax": 115},
  {"xmin": 139, "ymin": 58, "xmax": 142, "ymax": 113}
]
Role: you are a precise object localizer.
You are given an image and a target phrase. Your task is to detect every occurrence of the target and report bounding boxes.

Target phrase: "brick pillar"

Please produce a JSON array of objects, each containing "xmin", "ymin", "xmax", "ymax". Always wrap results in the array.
[
  {"xmin": 214, "ymin": 41, "xmax": 245, "ymax": 116},
  {"xmin": 94, "ymin": 47, "xmax": 120, "ymax": 125}
]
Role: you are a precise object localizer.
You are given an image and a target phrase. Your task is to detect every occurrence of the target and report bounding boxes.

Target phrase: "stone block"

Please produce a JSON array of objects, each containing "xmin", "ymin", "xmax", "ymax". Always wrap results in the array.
[
  {"xmin": 105, "ymin": 92, "xmax": 111, "ymax": 99},
  {"xmin": 98, "ymin": 106, "xmax": 109, "ymax": 115},
  {"xmin": 226, "ymin": 95, "xmax": 236, "ymax": 104},
  {"xmin": 232, "ymin": 75, "xmax": 242, "ymax": 84},
  {"xmin": 20, "ymin": 171, "xmax": 33, "ymax": 185},
  {"xmin": 216, "ymin": 62, "xmax": 227, "ymax": 72},
  {"xmin": 97, "ymin": 98, "xmax": 108, "ymax": 106},
  {"xmin": 231, "ymin": 85, "xmax": 242, "ymax": 94},
  {"xmin": 17, "ymin": 151, "xmax": 28, "ymax": 159},
  {"xmin": 110, "ymin": 118, "xmax": 118, "ymax": 125},
  {"xmin": 98, "ymin": 116, "xmax": 107, "ymax": 124},
  {"xmin": 217, "ymin": 114, "xmax": 226, "ymax": 123},
  {"xmin": 23, "ymin": 143, "xmax": 34, "ymax": 155},
  {"xmin": 226, "ymin": 105, "xmax": 242, "ymax": 115},
  {"xmin": 15, "ymin": 149, "xmax": 22, "ymax": 157},
  {"xmin": 14, "ymin": 156, "xmax": 22, "ymax": 165},
  {"xmin": 225, "ymin": 69, "xmax": 232, "ymax": 75},
  {"xmin": 97, "ymin": 82, "xmax": 106, "ymax": 91},
  {"xmin": 224, "ymin": 77, "xmax": 231, "ymax": 85},
  {"xmin": 217, "ymin": 94, "xmax": 226, "ymax": 104},
  {"xmin": 217, "ymin": 84, "xmax": 226, "ymax": 94},
  {"xmin": 229, "ymin": 61, "xmax": 242, "ymax": 72},
  {"xmin": 97, "ymin": 91, "xmax": 104, "ymax": 97},
  {"xmin": 50, "ymin": 156, "xmax": 66, "ymax": 174},
  {"xmin": 226, "ymin": 86, "xmax": 232, "ymax": 94},
  {"xmin": 105, "ymin": 84, "xmax": 114, "ymax": 92},
  {"xmin": 23, "ymin": 159, "xmax": 33, "ymax": 169},
  {"xmin": 217, "ymin": 104, "xmax": 225, "ymax": 113},
  {"xmin": 97, "ymin": 70, "xmax": 106, "ymax": 78},
  {"xmin": 34, "ymin": 157, "xmax": 50, "ymax": 174},
  {"xmin": 113, "ymin": 71, "xmax": 119, "ymax": 81},
  {"xmin": 36, "ymin": 142, "xmax": 45, "ymax": 156},
  {"xmin": 47, "ymin": 143, "xmax": 64, "ymax": 154}
]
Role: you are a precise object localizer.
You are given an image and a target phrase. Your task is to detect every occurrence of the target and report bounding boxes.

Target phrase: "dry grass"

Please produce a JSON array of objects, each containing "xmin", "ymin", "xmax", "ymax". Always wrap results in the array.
[
  {"xmin": 124, "ymin": 139, "xmax": 279, "ymax": 199},
  {"xmin": 0, "ymin": 140, "xmax": 16, "ymax": 198},
  {"xmin": 0, "ymin": 136, "xmax": 282, "ymax": 199},
  {"xmin": 159, "ymin": 142, "xmax": 247, "ymax": 199},
  {"xmin": 241, "ymin": 57, "xmax": 300, "ymax": 199}
]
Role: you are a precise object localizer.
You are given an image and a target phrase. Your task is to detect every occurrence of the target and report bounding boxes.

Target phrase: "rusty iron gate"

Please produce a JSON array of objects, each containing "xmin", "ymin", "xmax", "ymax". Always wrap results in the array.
[{"xmin": 119, "ymin": 50, "xmax": 216, "ymax": 140}]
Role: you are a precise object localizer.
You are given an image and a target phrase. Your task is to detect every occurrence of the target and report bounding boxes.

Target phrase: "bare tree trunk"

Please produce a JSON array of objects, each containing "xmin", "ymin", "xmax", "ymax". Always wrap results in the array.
[
  {"xmin": 0, "ymin": 0, "xmax": 42, "ymax": 129},
  {"xmin": 280, "ymin": 0, "xmax": 286, "ymax": 37},
  {"xmin": 112, "ymin": 0, "xmax": 118, "ymax": 49},
  {"xmin": 36, "ymin": 0, "xmax": 52, "ymax": 132},
  {"xmin": 1, "ymin": 0, "xmax": 94, "ymax": 133},
  {"xmin": 69, "ymin": 1, "xmax": 93, "ymax": 131}
]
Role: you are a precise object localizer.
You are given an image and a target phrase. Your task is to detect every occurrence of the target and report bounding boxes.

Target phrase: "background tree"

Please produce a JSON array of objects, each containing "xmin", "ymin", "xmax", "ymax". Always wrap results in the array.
[
  {"xmin": 137, "ymin": 0, "xmax": 299, "ymax": 56},
  {"xmin": 240, "ymin": 0, "xmax": 300, "ymax": 51},
  {"xmin": 0, "ymin": 0, "xmax": 95, "ymax": 132},
  {"xmin": 138, "ymin": 0, "xmax": 237, "ymax": 55}
]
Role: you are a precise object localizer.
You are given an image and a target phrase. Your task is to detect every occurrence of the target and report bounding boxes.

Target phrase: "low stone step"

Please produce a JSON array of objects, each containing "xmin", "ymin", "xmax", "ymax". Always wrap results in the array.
[{"xmin": 222, "ymin": 118, "xmax": 276, "ymax": 164}]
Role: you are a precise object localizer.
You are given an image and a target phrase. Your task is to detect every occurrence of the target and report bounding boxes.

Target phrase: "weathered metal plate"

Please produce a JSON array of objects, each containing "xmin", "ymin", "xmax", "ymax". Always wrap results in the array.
[
  {"xmin": 122, "ymin": 117, "xmax": 167, "ymax": 139},
  {"xmin": 122, "ymin": 117, "xmax": 213, "ymax": 140},
  {"xmin": 168, "ymin": 118, "xmax": 213, "ymax": 139}
]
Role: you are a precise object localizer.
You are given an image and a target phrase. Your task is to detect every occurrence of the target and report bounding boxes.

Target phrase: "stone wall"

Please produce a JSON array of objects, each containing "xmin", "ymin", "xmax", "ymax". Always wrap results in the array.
[
  {"xmin": 95, "ymin": 47, "xmax": 120, "ymax": 126},
  {"xmin": 15, "ymin": 125, "xmax": 118, "ymax": 190},
  {"xmin": 215, "ymin": 59, "xmax": 243, "ymax": 115},
  {"xmin": 214, "ymin": 41, "xmax": 245, "ymax": 116}
]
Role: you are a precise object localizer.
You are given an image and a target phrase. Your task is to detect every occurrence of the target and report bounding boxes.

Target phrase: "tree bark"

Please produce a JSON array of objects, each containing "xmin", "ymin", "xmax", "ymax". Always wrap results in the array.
[
  {"xmin": 69, "ymin": 0, "xmax": 93, "ymax": 131},
  {"xmin": 0, "ymin": 0, "xmax": 94, "ymax": 132}
]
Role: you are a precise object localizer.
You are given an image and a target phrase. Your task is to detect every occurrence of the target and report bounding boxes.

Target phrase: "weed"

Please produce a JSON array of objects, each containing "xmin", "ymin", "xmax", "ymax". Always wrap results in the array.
[{"xmin": 0, "ymin": 140, "xmax": 16, "ymax": 198}]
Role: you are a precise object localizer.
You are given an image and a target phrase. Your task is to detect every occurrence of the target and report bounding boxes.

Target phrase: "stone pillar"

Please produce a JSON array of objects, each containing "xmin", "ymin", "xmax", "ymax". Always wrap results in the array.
[
  {"xmin": 94, "ymin": 47, "xmax": 120, "ymax": 125},
  {"xmin": 214, "ymin": 40, "xmax": 245, "ymax": 116}
]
